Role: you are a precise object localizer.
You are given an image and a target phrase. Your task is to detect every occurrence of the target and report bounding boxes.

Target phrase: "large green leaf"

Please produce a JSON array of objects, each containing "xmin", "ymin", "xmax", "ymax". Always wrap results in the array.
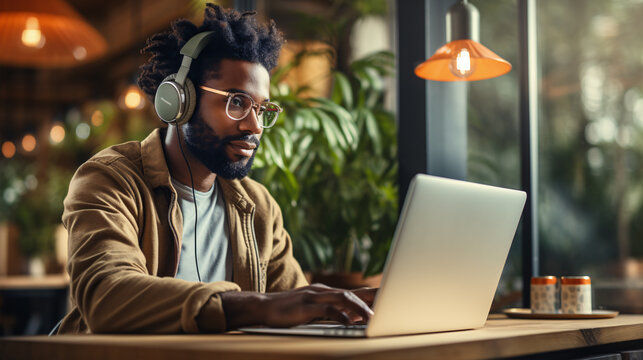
[
  {"xmin": 299, "ymin": 108, "xmax": 321, "ymax": 131},
  {"xmin": 280, "ymin": 166, "xmax": 300, "ymax": 200},
  {"xmin": 262, "ymin": 136, "xmax": 286, "ymax": 170},
  {"xmin": 310, "ymin": 98, "xmax": 358, "ymax": 147},
  {"xmin": 314, "ymin": 108, "xmax": 348, "ymax": 150},
  {"xmin": 296, "ymin": 234, "xmax": 317, "ymax": 271},
  {"xmin": 289, "ymin": 148, "xmax": 310, "ymax": 173},
  {"xmin": 311, "ymin": 235, "xmax": 330, "ymax": 268},
  {"xmin": 362, "ymin": 109, "xmax": 382, "ymax": 155},
  {"xmin": 293, "ymin": 133, "xmax": 313, "ymax": 160},
  {"xmin": 276, "ymin": 128, "xmax": 293, "ymax": 159},
  {"xmin": 332, "ymin": 72, "xmax": 353, "ymax": 108},
  {"xmin": 311, "ymin": 98, "xmax": 354, "ymax": 123},
  {"xmin": 337, "ymin": 114, "xmax": 359, "ymax": 150}
]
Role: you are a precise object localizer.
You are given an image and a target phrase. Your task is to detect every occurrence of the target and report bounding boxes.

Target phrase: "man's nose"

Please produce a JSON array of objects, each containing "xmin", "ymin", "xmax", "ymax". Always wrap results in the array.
[{"xmin": 238, "ymin": 106, "xmax": 263, "ymax": 134}]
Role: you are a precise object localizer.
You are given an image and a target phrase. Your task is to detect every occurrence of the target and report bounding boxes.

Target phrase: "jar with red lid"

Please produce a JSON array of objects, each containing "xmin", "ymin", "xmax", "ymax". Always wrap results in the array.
[
  {"xmin": 530, "ymin": 276, "xmax": 559, "ymax": 313},
  {"xmin": 560, "ymin": 276, "xmax": 592, "ymax": 314}
]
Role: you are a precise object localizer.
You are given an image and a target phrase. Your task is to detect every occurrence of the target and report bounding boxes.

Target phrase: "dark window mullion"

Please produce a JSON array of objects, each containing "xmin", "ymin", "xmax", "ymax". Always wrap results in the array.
[{"xmin": 518, "ymin": 0, "xmax": 540, "ymax": 308}]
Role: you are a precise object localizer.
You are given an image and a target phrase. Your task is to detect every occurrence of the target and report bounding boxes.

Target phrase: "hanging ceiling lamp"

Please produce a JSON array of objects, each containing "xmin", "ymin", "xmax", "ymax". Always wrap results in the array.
[
  {"xmin": 0, "ymin": 0, "xmax": 107, "ymax": 68},
  {"xmin": 415, "ymin": 0, "xmax": 511, "ymax": 82}
]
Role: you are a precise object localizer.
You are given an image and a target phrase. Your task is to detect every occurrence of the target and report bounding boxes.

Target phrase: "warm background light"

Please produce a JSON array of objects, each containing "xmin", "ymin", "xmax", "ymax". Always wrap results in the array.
[
  {"xmin": 73, "ymin": 46, "xmax": 87, "ymax": 60},
  {"xmin": 21, "ymin": 16, "xmax": 45, "ymax": 48},
  {"xmin": 415, "ymin": 39, "xmax": 511, "ymax": 82},
  {"xmin": 0, "ymin": 0, "xmax": 108, "ymax": 68},
  {"xmin": 91, "ymin": 110, "xmax": 104, "ymax": 126},
  {"xmin": 50, "ymin": 124, "xmax": 66, "ymax": 144},
  {"xmin": 21, "ymin": 134, "xmax": 37, "ymax": 152},
  {"xmin": 414, "ymin": 0, "xmax": 511, "ymax": 82},
  {"xmin": 451, "ymin": 48, "xmax": 474, "ymax": 77},
  {"xmin": 124, "ymin": 85, "xmax": 144, "ymax": 109},
  {"xmin": 2, "ymin": 141, "xmax": 16, "ymax": 158}
]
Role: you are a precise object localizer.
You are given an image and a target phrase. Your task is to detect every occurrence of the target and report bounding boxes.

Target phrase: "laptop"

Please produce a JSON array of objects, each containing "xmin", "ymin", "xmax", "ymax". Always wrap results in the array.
[{"xmin": 240, "ymin": 174, "xmax": 527, "ymax": 337}]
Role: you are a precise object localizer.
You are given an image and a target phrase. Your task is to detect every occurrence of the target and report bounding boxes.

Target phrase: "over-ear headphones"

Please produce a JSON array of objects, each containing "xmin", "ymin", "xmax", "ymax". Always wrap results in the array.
[
  {"xmin": 154, "ymin": 31, "xmax": 215, "ymax": 126},
  {"xmin": 155, "ymin": 31, "xmax": 217, "ymax": 283}
]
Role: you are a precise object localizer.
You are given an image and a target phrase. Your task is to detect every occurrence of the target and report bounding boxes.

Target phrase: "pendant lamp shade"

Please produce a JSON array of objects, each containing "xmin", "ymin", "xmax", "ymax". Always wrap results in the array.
[
  {"xmin": 0, "ymin": 0, "xmax": 108, "ymax": 68},
  {"xmin": 415, "ymin": 39, "xmax": 511, "ymax": 82},
  {"xmin": 415, "ymin": 0, "xmax": 511, "ymax": 82}
]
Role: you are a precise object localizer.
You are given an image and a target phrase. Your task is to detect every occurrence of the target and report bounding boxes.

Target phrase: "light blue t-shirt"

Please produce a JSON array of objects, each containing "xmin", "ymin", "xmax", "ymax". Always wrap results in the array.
[{"xmin": 171, "ymin": 178, "xmax": 232, "ymax": 283}]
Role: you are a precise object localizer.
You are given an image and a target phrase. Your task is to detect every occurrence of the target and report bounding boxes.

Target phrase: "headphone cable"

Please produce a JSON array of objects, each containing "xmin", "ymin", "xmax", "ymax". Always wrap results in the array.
[{"xmin": 175, "ymin": 124, "xmax": 202, "ymax": 282}]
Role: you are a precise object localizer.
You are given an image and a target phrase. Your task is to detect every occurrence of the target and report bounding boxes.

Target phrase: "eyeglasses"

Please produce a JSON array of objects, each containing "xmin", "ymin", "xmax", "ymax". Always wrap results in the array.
[{"xmin": 199, "ymin": 85, "xmax": 282, "ymax": 128}]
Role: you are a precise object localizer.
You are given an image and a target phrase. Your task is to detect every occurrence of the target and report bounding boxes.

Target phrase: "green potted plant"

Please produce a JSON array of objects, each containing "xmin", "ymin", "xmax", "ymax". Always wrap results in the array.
[
  {"xmin": 0, "ymin": 99, "xmax": 153, "ymax": 276},
  {"xmin": 0, "ymin": 161, "xmax": 73, "ymax": 275},
  {"xmin": 251, "ymin": 50, "xmax": 398, "ymax": 286}
]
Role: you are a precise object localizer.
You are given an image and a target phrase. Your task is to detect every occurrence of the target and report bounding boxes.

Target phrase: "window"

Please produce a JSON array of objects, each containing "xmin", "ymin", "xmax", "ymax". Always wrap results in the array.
[
  {"xmin": 467, "ymin": 0, "xmax": 643, "ymax": 311},
  {"xmin": 537, "ymin": 0, "xmax": 643, "ymax": 313}
]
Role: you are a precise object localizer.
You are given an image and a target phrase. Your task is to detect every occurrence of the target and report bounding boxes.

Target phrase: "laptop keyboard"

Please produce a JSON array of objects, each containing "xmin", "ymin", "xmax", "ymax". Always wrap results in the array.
[
  {"xmin": 295, "ymin": 323, "xmax": 367, "ymax": 337},
  {"xmin": 304, "ymin": 324, "xmax": 367, "ymax": 330}
]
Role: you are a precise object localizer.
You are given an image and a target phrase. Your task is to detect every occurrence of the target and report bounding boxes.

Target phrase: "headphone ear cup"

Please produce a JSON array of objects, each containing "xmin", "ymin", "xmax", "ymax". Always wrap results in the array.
[
  {"xmin": 176, "ymin": 77, "xmax": 197, "ymax": 126},
  {"xmin": 154, "ymin": 74, "xmax": 183, "ymax": 124}
]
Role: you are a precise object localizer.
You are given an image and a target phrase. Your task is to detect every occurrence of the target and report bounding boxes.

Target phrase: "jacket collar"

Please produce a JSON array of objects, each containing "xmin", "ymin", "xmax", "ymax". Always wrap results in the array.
[
  {"xmin": 141, "ymin": 128, "xmax": 173, "ymax": 189},
  {"xmin": 218, "ymin": 178, "xmax": 255, "ymax": 213},
  {"xmin": 141, "ymin": 128, "xmax": 256, "ymax": 213}
]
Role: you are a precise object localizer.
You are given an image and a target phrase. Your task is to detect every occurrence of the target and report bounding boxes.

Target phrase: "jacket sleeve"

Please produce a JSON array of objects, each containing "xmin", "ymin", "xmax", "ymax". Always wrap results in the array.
[
  {"xmin": 264, "ymin": 194, "xmax": 309, "ymax": 292},
  {"xmin": 63, "ymin": 159, "xmax": 240, "ymax": 334}
]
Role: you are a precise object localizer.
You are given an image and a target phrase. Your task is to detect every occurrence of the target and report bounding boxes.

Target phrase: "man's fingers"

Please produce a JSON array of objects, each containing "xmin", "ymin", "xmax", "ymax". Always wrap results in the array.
[
  {"xmin": 305, "ymin": 285, "xmax": 378, "ymax": 309},
  {"xmin": 324, "ymin": 305, "xmax": 353, "ymax": 325},
  {"xmin": 345, "ymin": 310, "xmax": 365, "ymax": 324},
  {"xmin": 309, "ymin": 290, "xmax": 374, "ymax": 322},
  {"xmin": 262, "ymin": 285, "xmax": 376, "ymax": 328},
  {"xmin": 299, "ymin": 304, "xmax": 352, "ymax": 325},
  {"xmin": 352, "ymin": 287, "xmax": 378, "ymax": 307}
]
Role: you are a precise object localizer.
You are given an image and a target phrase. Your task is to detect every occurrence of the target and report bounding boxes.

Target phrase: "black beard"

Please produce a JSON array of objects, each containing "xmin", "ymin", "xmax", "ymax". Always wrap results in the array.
[{"xmin": 182, "ymin": 113, "xmax": 260, "ymax": 179}]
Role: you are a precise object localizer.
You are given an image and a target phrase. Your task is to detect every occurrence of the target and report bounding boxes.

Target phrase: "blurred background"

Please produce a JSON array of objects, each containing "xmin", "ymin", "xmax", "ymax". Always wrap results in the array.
[{"xmin": 0, "ymin": 0, "xmax": 642, "ymax": 336}]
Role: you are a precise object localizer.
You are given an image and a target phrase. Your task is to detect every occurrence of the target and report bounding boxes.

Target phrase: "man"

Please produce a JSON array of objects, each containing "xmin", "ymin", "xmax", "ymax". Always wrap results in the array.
[{"xmin": 58, "ymin": 4, "xmax": 374, "ymax": 334}]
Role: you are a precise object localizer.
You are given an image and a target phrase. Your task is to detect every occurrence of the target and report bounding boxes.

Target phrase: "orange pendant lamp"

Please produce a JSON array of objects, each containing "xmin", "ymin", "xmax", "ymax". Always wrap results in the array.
[
  {"xmin": 0, "ymin": 0, "xmax": 107, "ymax": 68},
  {"xmin": 415, "ymin": 0, "xmax": 511, "ymax": 82}
]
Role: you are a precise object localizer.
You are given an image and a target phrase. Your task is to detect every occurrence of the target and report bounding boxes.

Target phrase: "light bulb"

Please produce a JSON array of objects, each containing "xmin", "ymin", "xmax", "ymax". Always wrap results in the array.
[
  {"xmin": 22, "ymin": 134, "xmax": 37, "ymax": 152},
  {"xmin": 50, "ymin": 124, "xmax": 66, "ymax": 144},
  {"xmin": 73, "ymin": 46, "xmax": 87, "ymax": 60},
  {"xmin": 124, "ymin": 85, "xmax": 144, "ymax": 109},
  {"xmin": 21, "ymin": 17, "xmax": 45, "ymax": 49},
  {"xmin": 91, "ymin": 110, "xmax": 104, "ymax": 126},
  {"xmin": 2, "ymin": 141, "xmax": 16, "ymax": 158},
  {"xmin": 448, "ymin": 48, "xmax": 476, "ymax": 78}
]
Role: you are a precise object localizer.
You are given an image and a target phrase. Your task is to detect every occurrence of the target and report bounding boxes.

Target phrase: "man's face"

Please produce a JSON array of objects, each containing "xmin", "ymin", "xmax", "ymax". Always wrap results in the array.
[{"xmin": 182, "ymin": 59, "xmax": 270, "ymax": 179}]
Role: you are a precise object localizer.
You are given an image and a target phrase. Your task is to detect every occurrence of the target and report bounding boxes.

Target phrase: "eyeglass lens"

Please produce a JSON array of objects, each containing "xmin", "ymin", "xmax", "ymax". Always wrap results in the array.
[{"xmin": 227, "ymin": 93, "xmax": 280, "ymax": 128}]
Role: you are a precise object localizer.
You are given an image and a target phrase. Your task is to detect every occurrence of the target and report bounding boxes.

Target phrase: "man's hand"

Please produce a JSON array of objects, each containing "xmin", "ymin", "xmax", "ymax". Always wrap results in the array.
[
  {"xmin": 219, "ymin": 284, "xmax": 377, "ymax": 330},
  {"xmin": 352, "ymin": 286, "xmax": 377, "ymax": 307}
]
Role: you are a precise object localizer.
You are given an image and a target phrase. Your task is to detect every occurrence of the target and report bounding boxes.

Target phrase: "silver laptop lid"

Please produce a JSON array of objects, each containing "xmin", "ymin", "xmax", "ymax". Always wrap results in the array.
[{"xmin": 366, "ymin": 174, "xmax": 526, "ymax": 337}]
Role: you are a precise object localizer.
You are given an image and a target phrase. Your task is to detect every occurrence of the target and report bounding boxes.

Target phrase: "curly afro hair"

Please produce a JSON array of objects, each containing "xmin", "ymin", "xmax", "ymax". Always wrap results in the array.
[{"xmin": 137, "ymin": 4, "xmax": 284, "ymax": 99}]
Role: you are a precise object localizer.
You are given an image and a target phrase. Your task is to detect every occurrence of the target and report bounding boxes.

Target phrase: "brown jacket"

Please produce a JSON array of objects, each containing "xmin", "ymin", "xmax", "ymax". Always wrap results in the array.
[{"xmin": 58, "ymin": 128, "xmax": 308, "ymax": 334}]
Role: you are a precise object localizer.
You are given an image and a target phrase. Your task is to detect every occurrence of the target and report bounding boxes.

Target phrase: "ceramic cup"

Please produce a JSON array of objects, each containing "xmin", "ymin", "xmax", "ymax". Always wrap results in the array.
[
  {"xmin": 560, "ymin": 276, "xmax": 592, "ymax": 314},
  {"xmin": 531, "ymin": 276, "xmax": 559, "ymax": 314}
]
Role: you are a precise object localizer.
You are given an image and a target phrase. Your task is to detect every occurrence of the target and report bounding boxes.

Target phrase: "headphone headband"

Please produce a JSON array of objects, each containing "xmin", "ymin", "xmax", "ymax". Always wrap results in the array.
[
  {"xmin": 154, "ymin": 31, "xmax": 215, "ymax": 125},
  {"xmin": 175, "ymin": 31, "xmax": 215, "ymax": 85},
  {"xmin": 180, "ymin": 31, "xmax": 215, "ymax": 58}
]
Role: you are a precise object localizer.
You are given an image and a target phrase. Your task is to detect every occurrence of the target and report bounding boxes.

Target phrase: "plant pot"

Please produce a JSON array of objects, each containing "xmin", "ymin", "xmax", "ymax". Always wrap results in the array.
[{"xmin": 309, "ymin": 272, "xmax": 382, "ymax": 289}]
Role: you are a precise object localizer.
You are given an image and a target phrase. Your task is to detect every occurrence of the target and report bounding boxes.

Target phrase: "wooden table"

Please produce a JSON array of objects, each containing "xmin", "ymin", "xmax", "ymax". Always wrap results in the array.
[
  {"xmin": 0, "ymin": 275, "xmax": 69, "ymax": 290},
  {"xmin": 1, "ymin": 314, "xmax": 642, "ymax": 360}
]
